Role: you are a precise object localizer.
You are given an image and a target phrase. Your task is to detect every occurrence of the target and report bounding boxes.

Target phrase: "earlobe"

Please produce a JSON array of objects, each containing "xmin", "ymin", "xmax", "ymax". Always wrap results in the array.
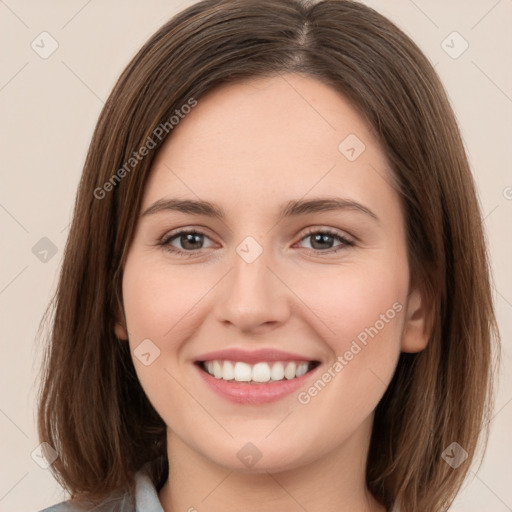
[
  {"xmin": 401, "ymin": 287, "xmax": 431, "ymax": 353},
  {"xmin": 115, "ymin": 322, "xmax": 129, "ymax": 340},
  {"xmin": 114, "ymin": 291, "xmax": 129, "ymax": 340}
]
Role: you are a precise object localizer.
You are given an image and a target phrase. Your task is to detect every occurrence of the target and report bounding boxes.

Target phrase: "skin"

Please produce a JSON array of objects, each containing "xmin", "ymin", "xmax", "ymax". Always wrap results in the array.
[{"xmin": 115, "ymin": 73, "xmax": 429, "ymax": 512}]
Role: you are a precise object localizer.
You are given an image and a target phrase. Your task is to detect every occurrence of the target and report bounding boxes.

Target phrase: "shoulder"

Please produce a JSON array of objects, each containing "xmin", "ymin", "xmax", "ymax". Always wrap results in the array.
[
  {"xmin": 37, "ymin": 459, "xmax": 165, "ymax": 512},
  {"xmin": 37, "ymin": 494, "xmax": 132, "ymax": 512},
  {"xmin": 38, "ymin": 503, "xmax": 84, "ymax": 512}
]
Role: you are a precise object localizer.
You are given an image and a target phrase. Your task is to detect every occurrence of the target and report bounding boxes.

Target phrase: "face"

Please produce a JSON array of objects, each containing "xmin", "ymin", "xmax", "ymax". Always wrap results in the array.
[{"xmin": 116, "ymin": 73, "xmax": 428, "ymax": 473}]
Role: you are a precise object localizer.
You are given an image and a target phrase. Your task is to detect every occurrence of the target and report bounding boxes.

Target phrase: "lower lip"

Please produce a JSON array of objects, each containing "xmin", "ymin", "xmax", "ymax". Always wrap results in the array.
[{"xmin": 195, "ymin": 363, "xmax": 319, "ymax": 404}]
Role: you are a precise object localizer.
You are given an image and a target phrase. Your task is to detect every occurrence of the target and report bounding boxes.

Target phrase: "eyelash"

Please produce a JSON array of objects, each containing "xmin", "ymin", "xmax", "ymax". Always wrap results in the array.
[{"xmin": 158, "ymin": 227, "xmax": 354, "ymax": 258}]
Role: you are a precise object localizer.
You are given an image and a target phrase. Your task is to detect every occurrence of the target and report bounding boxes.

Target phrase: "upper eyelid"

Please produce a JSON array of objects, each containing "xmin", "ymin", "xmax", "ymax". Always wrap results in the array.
[{"xmin": 160, "ymin": 227, "xmax": 217, "ymax": 244}]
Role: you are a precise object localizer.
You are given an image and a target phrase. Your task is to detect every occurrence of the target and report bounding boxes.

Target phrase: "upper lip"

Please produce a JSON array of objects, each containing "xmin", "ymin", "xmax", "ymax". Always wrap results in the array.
[{"xmin": 194, "ymin": 348, "xmax": 319, "ymax": 365}]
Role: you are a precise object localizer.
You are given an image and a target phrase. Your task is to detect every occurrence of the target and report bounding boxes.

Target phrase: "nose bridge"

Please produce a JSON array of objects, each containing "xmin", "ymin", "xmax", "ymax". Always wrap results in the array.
[{"xmin": 215, "ymin": 234, "xmax": 289, "ymax": 332}]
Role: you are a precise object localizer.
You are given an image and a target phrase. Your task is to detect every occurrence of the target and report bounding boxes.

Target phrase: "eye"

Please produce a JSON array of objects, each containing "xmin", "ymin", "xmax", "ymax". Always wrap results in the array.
[
  {"xmin": 158, "ymin": 227, "xmax": 354, "ymax": 258},
  {"xmin": 159, "ymin": 229, "xmax": 215, "ymax": 257},
  {"xmin": 296, "ymin": 228, "xmax": 354, "ymax": 254}
]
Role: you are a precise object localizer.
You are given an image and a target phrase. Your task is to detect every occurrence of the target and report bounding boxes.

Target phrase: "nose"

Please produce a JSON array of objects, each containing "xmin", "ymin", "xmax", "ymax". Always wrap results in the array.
[{"xmin": 214, "ymin": 241, "xmax": 291, "ymax": 334}]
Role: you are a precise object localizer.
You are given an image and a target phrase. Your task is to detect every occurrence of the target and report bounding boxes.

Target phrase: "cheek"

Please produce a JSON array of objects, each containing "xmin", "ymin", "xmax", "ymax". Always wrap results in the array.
[
  {"xmin": 326, "ymin": 268, "xmax": 406, "ymax": 353},
  {"xmin": 294, "ymin": 253, "xmax": 408, "ymax": 351},
  {"xmin": 120, "ymin": 259, "xmax": 206, "ymax": 419},
  {"xmin": 120, "ymin": 257, "xmax": 224, "ymax": 407},
  {"xmin": 289, "ymin": 255, "xmax": 408, "ymax": 409},
  {"xmin": 121, "ymin": 258, "xmax": 213, "ymax": 342},
  {"xmin": 292, "ymin": 260, "xmax": 407, "ymax": 430}
]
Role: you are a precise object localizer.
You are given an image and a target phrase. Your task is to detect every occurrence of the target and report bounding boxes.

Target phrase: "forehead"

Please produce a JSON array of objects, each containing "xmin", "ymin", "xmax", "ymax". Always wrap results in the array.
[{"xmin": 144, "ymin": 73, "xmax": 398, "ymax": 219}]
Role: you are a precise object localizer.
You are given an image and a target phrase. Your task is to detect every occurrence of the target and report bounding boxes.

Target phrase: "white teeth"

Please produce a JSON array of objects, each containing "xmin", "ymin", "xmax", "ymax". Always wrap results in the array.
[
  {"xmin": 296, "ymin": 362, "xmax": 309, "ymax": 377},
  {"xmin": 234, "ymin": 362, "xmax": 252, "ymax": 381},
  {"xmin": 284, "ymin": 362, "xmax": 296, "ymax": 379},
  {"xmin": 222, "ymin": 361, "xmax": 235, "ymax": 380},
  {"xmin": 213, "ymin": 360, "xmax": 223, "ymax": 379},
  {"xmin": 202, "ymin": 360, "xmax": 314, "ymax": 382},
  {"xmin": 270, "ymin": 362, "xmax": 285, "ymax": 381},
  {"xmin": 252, "ymin": 362, "xmax": 271, "ymax": 382}
]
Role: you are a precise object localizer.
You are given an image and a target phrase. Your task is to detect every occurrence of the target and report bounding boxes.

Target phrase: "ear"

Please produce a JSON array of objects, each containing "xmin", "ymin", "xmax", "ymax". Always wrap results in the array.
[
  {"xmin": 401, "ymin": 286, "xmax": 431, "ymax": 353},
  {"xmin": 115, "ymin": 321, "xmax": 129, "ymax": 341},
  {"xmin": 114, "ymin": 299, "xmax": 129, "ymax": 341}
]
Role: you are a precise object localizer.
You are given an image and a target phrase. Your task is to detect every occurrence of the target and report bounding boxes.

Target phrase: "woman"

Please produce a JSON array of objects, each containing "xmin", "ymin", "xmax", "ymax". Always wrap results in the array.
[{"xmin": 37, "ymin": 0, "xmax": 499, "ymax": 510}]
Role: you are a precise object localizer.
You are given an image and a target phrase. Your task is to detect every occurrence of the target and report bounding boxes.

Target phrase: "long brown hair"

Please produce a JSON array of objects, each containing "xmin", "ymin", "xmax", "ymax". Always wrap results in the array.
[{"xmin": 36, "ymin": 0, "xmax": 499, "ymax": 510}]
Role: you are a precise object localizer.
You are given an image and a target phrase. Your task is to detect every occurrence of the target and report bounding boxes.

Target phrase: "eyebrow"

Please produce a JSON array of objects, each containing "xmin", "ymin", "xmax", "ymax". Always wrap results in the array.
[{"xmin": 141, "ymin": 197, "xmax": 379, "ymax": 223}]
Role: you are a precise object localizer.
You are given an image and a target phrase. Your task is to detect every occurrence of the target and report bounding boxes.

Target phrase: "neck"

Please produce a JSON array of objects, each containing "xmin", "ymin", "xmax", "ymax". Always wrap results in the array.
[{"xmin": 158, "ymin": 414, "xmax": 386, "ymax": 512}]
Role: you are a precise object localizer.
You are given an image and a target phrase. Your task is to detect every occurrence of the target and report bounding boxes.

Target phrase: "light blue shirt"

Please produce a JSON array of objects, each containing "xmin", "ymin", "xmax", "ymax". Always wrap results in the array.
[{"xmin": 39, "ymin": 465, "xmax": 164, "ymax": 512}]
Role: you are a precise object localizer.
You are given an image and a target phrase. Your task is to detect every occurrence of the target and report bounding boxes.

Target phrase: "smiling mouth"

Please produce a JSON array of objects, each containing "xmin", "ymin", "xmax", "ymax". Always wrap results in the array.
[{"xmin": 195, "ymin": 360, "xmax": 321, "ymax": 384}]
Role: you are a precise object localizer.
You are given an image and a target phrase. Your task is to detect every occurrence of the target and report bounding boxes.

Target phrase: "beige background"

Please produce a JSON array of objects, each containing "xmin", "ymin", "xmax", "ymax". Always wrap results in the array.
[{"xmin": 1, "ymin": 1, "xmax": 511, "ymax": 510}]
